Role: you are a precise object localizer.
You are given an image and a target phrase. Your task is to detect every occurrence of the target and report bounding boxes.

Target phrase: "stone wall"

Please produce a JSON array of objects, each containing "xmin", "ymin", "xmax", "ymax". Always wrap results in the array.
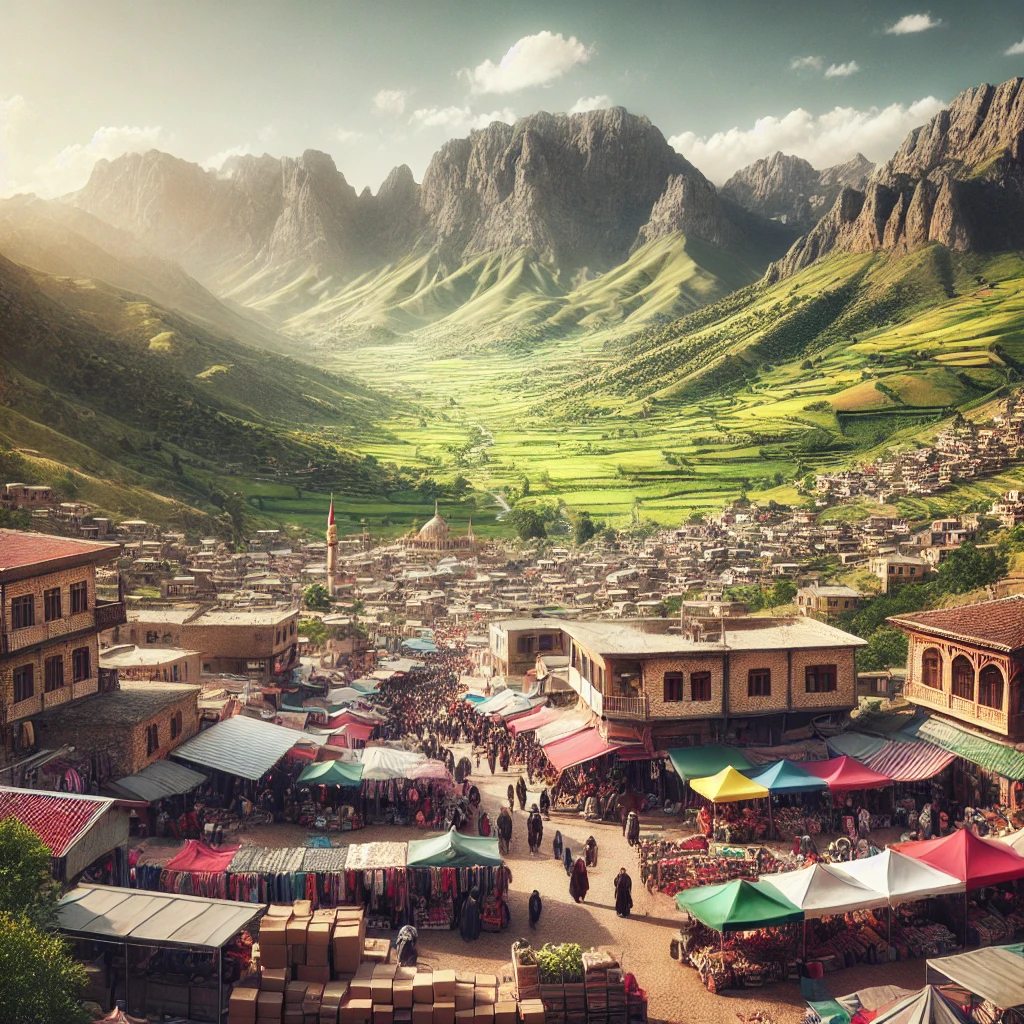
[{"xmin": 643, "ymin": 655, "xmax": 725, "ymax": 718}]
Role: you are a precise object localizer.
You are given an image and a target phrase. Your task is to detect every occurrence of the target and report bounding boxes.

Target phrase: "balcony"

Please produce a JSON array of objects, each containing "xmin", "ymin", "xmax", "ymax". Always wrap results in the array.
[
  {"xmin": 905, "ymin": 681, "xmax": 1009, "ymax": 735},
  {"xmin": 601, "ymin": 694, "xmax": 650, "ymax": 720},
  {"xmin": 94, "ymin": 600, "xmax": 127, "ymax": 630}
]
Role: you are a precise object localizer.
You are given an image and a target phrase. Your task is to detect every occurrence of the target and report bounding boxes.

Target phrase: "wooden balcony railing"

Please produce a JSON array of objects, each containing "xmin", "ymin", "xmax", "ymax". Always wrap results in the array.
[
  {"xmin": 905, "ymin": 681, "xmax": 1009, "ymax": 734},
  {"xmin": 94, "ymin": 600, "xmax": 127, "ymax": 630},
  {"xmin": 601, "ymin": 694, "xmax": 650, "ymax": 720}
]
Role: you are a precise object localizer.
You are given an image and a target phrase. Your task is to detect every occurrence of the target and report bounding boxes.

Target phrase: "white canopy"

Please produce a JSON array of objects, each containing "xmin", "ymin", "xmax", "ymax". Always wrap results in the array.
[
  {"xmin": 761, "ymin": 862, "xmax": 890, "ymax": 918},
  {"xmin": 927, "ymin": 947, "xmax": 1024, "ymax": 1010},
  {"xmin": 996, "ymin": 827, "xmax": 1024, "ymax": 856},
  {"xmin": 830, "ymin": 849, "xmax": 965, "ymax": 906},
  {"xmin": 534, "ymin": 712, "xmax": 591, "ymax": 747},
  {"xmin": 358, "ymin": 746, "xmax": 426, "ymax": 781}
]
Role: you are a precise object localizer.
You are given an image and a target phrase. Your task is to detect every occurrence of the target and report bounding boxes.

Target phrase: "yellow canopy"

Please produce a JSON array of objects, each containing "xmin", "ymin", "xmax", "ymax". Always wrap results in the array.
[{"xmin": 690, "ymin": 765, "xmax": 769, "ymax": 803}]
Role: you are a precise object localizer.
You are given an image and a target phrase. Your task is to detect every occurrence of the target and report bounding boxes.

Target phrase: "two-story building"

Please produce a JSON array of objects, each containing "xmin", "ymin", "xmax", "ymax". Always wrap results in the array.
[
  {"xmin": 0, "ymin": 530, "xmax": 126, "ymax": 766},
  {"xmin": 795, "ymin": 583, "xmax": 862, "ymax": 620},
  {"xmin": 489, "ymin": 618, "xmax": 566, "ymax": 679},
  {"xmin": 869, "ymin": 553, "xmax": 931, "ymax": 593}
]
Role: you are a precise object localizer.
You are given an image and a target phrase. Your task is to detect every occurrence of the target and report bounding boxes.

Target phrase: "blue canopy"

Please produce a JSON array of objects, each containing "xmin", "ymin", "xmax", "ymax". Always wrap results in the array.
[
  {"xmin": 747, "ymin": 759, "xmax": 829, "ymax": 794},
  {"xmin": 463, "ymin": 693, "xmax": 488, "ymax": 704},
  {"xmin": 402, "ymin": 638, "xmax": 438, "ymax": 653}
]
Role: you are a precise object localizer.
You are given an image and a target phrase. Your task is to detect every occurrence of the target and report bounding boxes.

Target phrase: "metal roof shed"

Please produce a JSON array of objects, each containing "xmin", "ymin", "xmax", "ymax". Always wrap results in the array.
[
  {"xmin": 106, "ymin": 760, "xmax": 208, "ymax": 803},
  {"xmin": 170, "ymin": 715, "xmax": 300, "ymax": 780}
]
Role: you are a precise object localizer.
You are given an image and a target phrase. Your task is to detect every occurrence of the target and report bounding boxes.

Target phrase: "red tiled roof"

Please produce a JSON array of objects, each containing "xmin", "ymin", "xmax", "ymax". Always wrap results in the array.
[
  {"xmin": 0, "ymin": 790, "xmax": 112, "ymax": 857},
  {"xmin": 888, "ymin": 595, "xmax": 1024, "ymax": 653},
  {"xmin": 0, "ymin": 530, "xmax": 118, "ymax": 572}
]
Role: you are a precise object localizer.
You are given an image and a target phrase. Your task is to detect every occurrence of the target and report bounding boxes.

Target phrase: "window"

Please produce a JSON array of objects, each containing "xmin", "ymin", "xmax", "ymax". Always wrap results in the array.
[
  {"xmin": 748, "ymin": 668, "xmax": 771, "ymax": 697},
  {"xmin": 690, "ymin": 671, "xmax": 712, "ymax": 701},
  {"xmin": 170, "ymin": 711, "xmax": 183, "ymax": 740},
  {"xmin": 11, "ymin": 595, "xmax": 34, "ymax": 630},
  {"xmin": 72, "ymin": 646, "xmax": 90, "ymax": 683},
  {"xmin": 13, "ymin": 664, "xmax": 33, "ymax": 703},
  {"xmin": 69, "ymin": 581, "xmax": 88, "ymax": 614},
  {"xmin": 171, "ymin": 664, "xmax": 179, "ymax": 682},
  {"xmin": 146, "ymin": 724, "xmax": 159, "ymax": 755},
  {"xmin": 43, "ymin": 588, "xmax": 62, "ymax": 622},
  {"xmin": 979, "ymin": 665, "xmax": 1004, "ymax": 710},
  {"xmin": 538, "ymin": 634, "xmax": 554, "ymax": 652},
  {"xmin": 805, "ymin": 664, "xmax": 837, "ymax": 693},
  {"xmin": 921, "ymin": 649, "xmax": 942, "ymax": 689},
  {"xmin": 663, "ymin": 672, "xmax": 684, "ymax": 702},
  {"xmin": 44, "ymin": 655, "xmax": 64, "ymax": 693},
  {"xmin": 145, "ymin": 631, "xmax": 159, "ymax": 644},
  {"xmin": 290, "ymin": 621, "xmax": 295, "ymax": 636},
  {"xmin": 951, "ymin": 656, "xmax": 974, "ymax": 701},
  {"xmin": 827, "ymin": 599, "xmax": 838, "ymax": 608},
  {"xmin": 516, "ymin": 636, "xmax": 535, "ymax": 655},
  {"xmin": 275, "ymin": 630, "xmax": 281, "ymax": 644}
]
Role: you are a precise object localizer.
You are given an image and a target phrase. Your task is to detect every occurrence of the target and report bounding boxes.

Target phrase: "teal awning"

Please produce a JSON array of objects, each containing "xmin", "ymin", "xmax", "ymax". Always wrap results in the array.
[
  {"xmin": 407, "ymin": 827, "xmax": 502, "ymax": 868},
  {"xmin": 747, "ymin": 760, "xmax": 828, "ymax": 794},
  {"xmin": 668, "ymin": 744, "xmax": 751, "ymax": 782},
  {"xmin": 297, "ymin": 760, "xmax": 364, "ymax": 787},
  {"xmin": 901, "ymin": 715, "xmax": 1024, "ymax": 780}
]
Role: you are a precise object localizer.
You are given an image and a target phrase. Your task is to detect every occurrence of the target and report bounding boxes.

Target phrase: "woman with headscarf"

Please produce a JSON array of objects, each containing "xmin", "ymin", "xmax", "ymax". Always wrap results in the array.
[
  {"xmin": 496, "ymin": 806, "xmax": 513, "ymax": 856},
  {"xmin": 563, "ymin": 845, "xmax": 573, "ymax": 876},
  {"xmin": 920, "ymin": 803, "xmax": 933, "ymax": 840},
  {"xmin": 569, "ymin": 856, "xmax": 590, "ymax": 903},
  {"xmin": 395, "ymin": 925, "xmax": 418, "ymax": 965},
  {"xmin": 527, "ymin": 804, "xmax": 544, "ymax": 854},
  {"xmin": 584, "ymin": 836, "xmax": 598, "ymax": 868},
  {"xmin": 507, "ymin": 784, "xmax": 515, "ymax": 811},
  {"xmin": 528, "ymin": 889, "xmax": 542, "ymax": 930},
  {"xmin": 516, "ymin": 775, "xmax": 528, "ymax": 811},
  {"xmin": 459, "ymin": 888, "xmax": 482, "ymax": 941},
  {"xmin": 626, "ymin": 811, "xmax": 641, "ymax": 847},
  {"xmin": 614, "ymin": 867, "xmax": 633, "ymax": 918},
  {"xmin": 539, "ymin": 789, "xmax": 550, "ymax": 818},
  {"xmin": 553, "ymin": 830, "xmax": 563, "ymax": 862},
  {"xmin": 499, "ymin": 745, "xmax": 510, "ymax": 774}
]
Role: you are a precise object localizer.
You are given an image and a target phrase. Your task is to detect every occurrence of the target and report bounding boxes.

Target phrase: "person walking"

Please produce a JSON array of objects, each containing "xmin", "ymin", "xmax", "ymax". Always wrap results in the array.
[
  {"xmin": 539, "ymin": 789, "xmax": 550, "ymax": 819},
  {"xmin": 569, "ymin": 856, "xmax": 590, "ymax": 904},
  {"xmin": 516, "ymin": 775, "xmax": 527, "ymax": 811},
  {"xmin": 460, "ymin": 888, "xmax": 482, "ymax": 941},
  {"xmin": 497, "ymin": 806, "xmax": 513, "ymax": 856},
  {"xmin": 584, "ymin": 836, "xmax": 599, "ymax": 868},
  {"xmin": 527, "ymin": 804, "xmax": 543, "ymax": 854},
  {"xmin": 614, "ymin": 867, "xmax": 633, "ymax": 918},
  {"xmin": 553, "ymin": 830, "xmax": 563, "ymax": 861},
  {"xmin": 563, "ymin": 845, "xmax": 573, "ymax": 876},
  {"xmin": 507, "ymin": 784, "xmax": 515, "ymax": 811},
  {"xmin": 528, "ymin": 889, "xmax": 542, "ymax": 930}
]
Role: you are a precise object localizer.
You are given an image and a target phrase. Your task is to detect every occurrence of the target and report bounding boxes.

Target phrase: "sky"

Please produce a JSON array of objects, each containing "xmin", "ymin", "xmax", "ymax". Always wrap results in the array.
[{"xmin": 2, "ymin": 0, "xmax": 1024, "ymax": 198}]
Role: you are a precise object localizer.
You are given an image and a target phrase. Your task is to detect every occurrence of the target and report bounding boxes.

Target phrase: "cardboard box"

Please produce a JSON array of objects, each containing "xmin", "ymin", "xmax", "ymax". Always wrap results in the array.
[
  {"xmin": 474, "ymin": 976, "xmax": 497, "ymax": 991},
  {"xmin": 293, "ymin": 899, "xmax": 313, "ymax": 918},
  {"xmin": 229, "ymin": 986, "xmax": 259, "ymax": 1020},
  {"xmin": 373, "ymin": 964, "xmax": 398, "ymax": 979},
  {"xmin": 261, "ymin": 943, "xmax": 289, "ymax": 970},
  {"xmin": 395, "ymin": 967, "xmax": 416, "ymax": 983},
  {"xmin": 412, "ymin": 1006, "xmax": 433, "ymax": 1024},
  {"xmin": 288, "ymin": 919, "xmax": 310, "ymax": 944},
  {"xmin": 432, "ymin": 972, "xmax": 456, "ymax": 1001},
  {"xmin": 350, "ymin": 972, "xmax": 373, "ymax": 1001},
  {"xmin": 363, "ymin": 938, "xmax": 389, "ymax": 964},
  {"xmin": 285, "ymin": 1011, "xmax": 305, "ymax": 1024},
  {"xmin": 472, "ymin": 1007, "xmax": 493, "ymax": 1023},
  {"xmin": 333, "ymin": 925, "xmax": 362, "ymax": 974},
  {"xmin": 307, "ymin": 943, "xmax": 329, "ymax": 967},
  {"xmin": 261, "ymin": 917, "xmax": 289, "ymax": 944},
  {"xmin": 393, "ymin": 981, "xmax": 413, "ymax": 1009},
  {"xmin": 413, "ymin": 974, "xmax": 433, "ymax": 1004},
  {"xmin": 308, "ymin": 922, "xmax": 332, "ymax": 946},
  {"xmin": 374, "ymin": 1006, "xmax": 395, "ymax": 1024},
  {"xmin": 343, "ymin": 998, "xmax": 373, "ymax": 1024},
  {"xmin": 455, "ymin": 1011, "xmax": 474, "ymax": 1024},
  {"xmin": 454, "ymin": 984, "xmax": 474, "ymax": 1011},
  {"xmin": 370, "ymin": 978, "xmax": 393, "ymax": 1004},
  {"xmin": 321, "ymin": 1007, "xmax": 340, "ymax": 1024},
  {"xmin": 304, "ymin": 984, "xmax": 327, "ymax": 1013},
  {"xmin": 473, "ymin": 989, "xmax": 496, "ymax": 1006},
  {"xmin": 267, "ymin": 904, "xmax": 293, "ymax": 918},
  {"xmin": 287, "ymin": 981, "xmax": 309, "ymax": 1005},
  {"xmin": 262, "ymin": 968, "xmax": 289, "ymax": 992},
  {"xmin": 298, "ymin": 965, "xmax": 332, "ymax": 985},
  {"xmin": 257, "ymin": 991, "xmax": 285, "ymax": 1017},
  {"xmin": 519, "ymin": 999, "xmax": 545, "ymax": 1024},
  {"xmin": 492, "ymin": 1003, "xmax": 516, "ymax": 1024},
  {"xmin": 432, "ymin": 1001, "xmax": 455, "ymax": 1024},
  {"xmin": 321, "ymin": 981, "xmax": 347, "ymax": 1004}
]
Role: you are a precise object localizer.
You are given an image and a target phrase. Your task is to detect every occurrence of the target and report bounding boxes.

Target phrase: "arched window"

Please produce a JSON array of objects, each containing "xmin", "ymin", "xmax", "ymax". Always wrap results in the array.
[
  {"xmin": 951, "ymin": 655, "xmax": 975, "ymax": 701},
  {"xmin": 922, "ymin": 648, "xmax": 942, "ymax": 689},
  {"xmin": 979, "ymin": 665, "xmax": 1004, "ymax": 709}
]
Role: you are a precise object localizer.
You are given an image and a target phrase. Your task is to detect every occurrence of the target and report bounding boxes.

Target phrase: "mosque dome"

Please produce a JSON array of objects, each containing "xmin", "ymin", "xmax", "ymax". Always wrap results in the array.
[{"xmin": 418, "ymin": 502, "xmax": 449, "ymax": 541}]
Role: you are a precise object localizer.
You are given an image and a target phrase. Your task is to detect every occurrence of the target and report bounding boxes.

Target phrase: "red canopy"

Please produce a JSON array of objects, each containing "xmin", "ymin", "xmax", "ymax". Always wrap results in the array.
[
  {"xmin": 892, "ymin": 828, "xmax": 1024, "ymax": 887},
  {"xmin": 542, "ymin": 728, "xmax": 620, "ymax": 773},
  {"xmin": 508, "ymin": 706, "xmax": 562, "ymax": 735},
  {"xmin": 163, "ymin": 839, "xmax": 240, "ymax": 873},
  {"xmin": 802, "ymin": 755, "xmax": 892, "ymax": 791}
]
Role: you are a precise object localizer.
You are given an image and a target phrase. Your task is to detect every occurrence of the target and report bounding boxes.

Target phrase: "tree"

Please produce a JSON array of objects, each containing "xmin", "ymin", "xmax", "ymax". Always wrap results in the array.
[
  {"xmin": 0, "ymin": 819, "xmax": 60, "ymax": 928},
  {"xmin": 936, "ymin": 543, "xmax": 1007, "ymax": 594},
  {"xmin": 507, "ymin": 507, "xmax": 547, "ymax": 541},
  {"xmin": 302, "ymin": 583, "xmax": 331, "ymax": 612},
  {"xmin": 857, "ymin": 627, "xmax": 909, "ymax": 672},
  {"xmin": 0, "ymin": 913, "xmax": 88, "ymax": 1024},
  {"xmin": 298, "ymin": 617, "xmax": 329, "ymax": 647},
  {"xmin": 769, "ymin": 579, "xmax": 797, "ymax": 607},
  {"xmin": 573, "ymin": 511, "xmax": 596, "ymax": 546},
  {"xmin": 520, "ymin": 475, "xmax": 531, "ymax": 497}
]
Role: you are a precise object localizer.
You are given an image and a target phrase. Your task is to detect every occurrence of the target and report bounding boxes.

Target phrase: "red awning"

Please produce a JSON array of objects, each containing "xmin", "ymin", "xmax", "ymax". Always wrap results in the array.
[
  {"xmin": 892, "ymin": 828, "xmax": 1024, "ymax": 887},
  {"xmin": 802, "ymin": 755, "xmax": 892, "ymax": 791},
  {"xmin": 542, "ymin": 728, "xmax": 621, "ymax": 773},
  {"xmin": 508, "ymin": 706, "xmax": 562, "ymax": 735},
  {"xmin": 163, "ymin": 839, "xmax": 240, "ymax": 873}
]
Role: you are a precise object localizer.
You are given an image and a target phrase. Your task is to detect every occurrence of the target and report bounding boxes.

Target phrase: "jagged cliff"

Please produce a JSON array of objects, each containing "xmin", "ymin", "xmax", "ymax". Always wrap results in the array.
[{"xmin": 766, "ymin": 78, "xmax": 1024, "ymax": 282}]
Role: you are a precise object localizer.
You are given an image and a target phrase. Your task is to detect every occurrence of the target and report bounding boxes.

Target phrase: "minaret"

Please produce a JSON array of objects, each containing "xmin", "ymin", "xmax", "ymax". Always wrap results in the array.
[
  {"xmin": 326, "ymin": 496, "xmax": 338, "ymax": 594},
  {"xmin": 467, "ymin": 517, "xmax": 475, "ymax": 549}
]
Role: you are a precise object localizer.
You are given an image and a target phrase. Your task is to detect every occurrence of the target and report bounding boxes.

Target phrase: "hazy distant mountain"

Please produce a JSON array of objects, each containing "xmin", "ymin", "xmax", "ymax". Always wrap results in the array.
[
  {"xmin": 721, "ymin": 151, "xmax": 874, "ymax": 232},
  {"xmin": 69, "ymin": 109, "xmax": 795, "ymax": 332},
  {"xmin": 767, "ymin": 78, "xmax": 1024, "ymax": 281}
]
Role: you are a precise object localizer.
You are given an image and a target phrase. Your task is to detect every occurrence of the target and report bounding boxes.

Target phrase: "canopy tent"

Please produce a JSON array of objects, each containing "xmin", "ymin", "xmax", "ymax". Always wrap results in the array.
[
  {"xmin": 747, "ymin": 759, "xmax": 828, "ymax": 794},
  {"xmin": 996, "ymin": 827, "xmax": 1024, "ymax": 857},
  {"xmin": 358, "ymin": 746, "xmax": 447, "ymax": 782},
  {"xmin": 462, "ymin": 693, "xmax": 488, "ymax": 704},
  {"xmin": 534, "ymin": 712, "xmax": 592, "ymax": 747},
  {"xmin": 402, "ymin": 638, "xmax": 438, "ymax": 653},
  {"xmin": 871, "ymin": 986, "xmax": 970, "ymax": 1024},
  {"xmin": 58, "ymin": 885, "xmax": 263, "ymax": 949},
  {"xmin": 499, "ymin": 695, "xmax": 547, "ymax": 720},
  {"xmin": 830, "ymin": 849, "xmax": 965, "ymax": 906},
  {"xmin": 892, "ymin": 829, "xmax": 1024, "ymax": 888},
  {"xmin": 324, "ymin": 687, "xmax": 375, "ymax": 706},
  {"xmin": 164, "ymin": 839, "xmax": 240, "ymax": 874},
  {"xmin": 472, "ymin": 690, "xmax": 519, "ymax": 715},
  {"xmin": 675, "ymin": 879, "xmax": 803, "ymax": 931},
  {"xmin": 828, "ymin": 734, "xmax": 956, "ymax": 783},
  {"xmin": 927, "ymin": 946, "xmax": 1024, "ymax": 1010},
  {"xmin": 106, "ymin": 760, "xmax": 208, "ymax": 803},
  {"xmin": 170, "ymin": 715, "xmax": 300, "ymax": 780},
  {"xmin": 667, "ymin": 744, "xmax": 752, "ymax": 782},
  {"xmin": 348, "ymin": 678, "xmax": 379, "ymax": 693},
  {"xmin": 408, "ymin": 760, "xmax": 454, "ymax": 783},
  {"xmin": 690, "ymin": 766, "xmax": 769, "ymax": 803},
  {"xmin": 542, "ymin": 728, "xmax": 621, "ymax": 773},
  {"xmin": 835, "ymin": 986, "xmax": 917, "ymax": 1021},
  {"xmin": 802, "ymin": 756, "xmax": 892, "ymax": 792},
  {"xmin": 507, "ymin": 706, "xmax": 562, "ymax": 735},
  {"xmin": 298, "ymin": 760, "xmax": 365, "ymax": 787},
  {"xmin": 407, "ymin": 827, "xmax": 503, "ymax": 868},
  {"xmin": 760, "ymin": 863, "xmax": 888, "ymax": 918}
]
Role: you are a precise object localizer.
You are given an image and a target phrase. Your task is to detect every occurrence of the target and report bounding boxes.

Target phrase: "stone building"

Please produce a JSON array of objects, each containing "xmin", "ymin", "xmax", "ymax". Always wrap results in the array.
[
  {"xmin": 99, "ymin": 645, "xmax": 202, "ymax": 685},
  {"xmin": 399, "ymin": 503, "xmax": 477, "ymax": 553}
]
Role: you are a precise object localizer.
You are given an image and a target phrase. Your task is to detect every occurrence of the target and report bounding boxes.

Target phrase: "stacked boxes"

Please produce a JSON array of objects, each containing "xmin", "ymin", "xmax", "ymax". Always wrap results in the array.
[{"xmin": 229, "ymin": 984, "xmax": 260, "ymax": 1024}]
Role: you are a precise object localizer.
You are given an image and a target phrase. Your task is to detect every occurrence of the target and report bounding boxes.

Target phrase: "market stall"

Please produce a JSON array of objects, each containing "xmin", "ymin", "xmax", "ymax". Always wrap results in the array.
[
  {"xmin": 344, "ymin": 840, "xmax": 409, "ymax": 929},
  {"xmin": 226, "ymin": 846, "xmax": 307, "ymax": 903},
  {"xmin": 747, "ymin": 760, "xmax": 829, "ymax": 840},
  {"xmin": 158, "ymin": 839, "xmax": 240, "ymax": 898},
  {"xmin": 358, "ymin": 747, "xmax": 453, "ymax": 826},
  {"xmin": 926, "ymin": 946, "xmax": 1024, "ymax": 1019},
  {"xmin": 667, "ymin": 744, "xmax": 752, "ymax": 783},
  {"xmin": 407, "ymin": 827, "xmax": 507, "ymax": 931},
  {"xmin": 830, "ymin": 849, "xmax": 965, "ymax": 905},
  {"xmin": 690, "ymin": 766, "xmax": 770, "ymax": 842},
  {"xmin": 297, "ymin": 759, "xmax": 365, "ymax": 831}
]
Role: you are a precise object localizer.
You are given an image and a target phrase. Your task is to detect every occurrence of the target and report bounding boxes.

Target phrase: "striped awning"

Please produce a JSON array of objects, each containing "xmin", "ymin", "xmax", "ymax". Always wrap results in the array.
[{"xmin": 862, "ymin": 740, "xmax": 956, "ymax": 783}]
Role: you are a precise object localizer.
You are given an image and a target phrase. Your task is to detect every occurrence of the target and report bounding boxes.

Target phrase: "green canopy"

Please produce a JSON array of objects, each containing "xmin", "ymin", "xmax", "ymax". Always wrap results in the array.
[
  {"xmin": 298, "ymin": 760, "xmax": 364, "ymax": 787},
  {"xmin": 675, "ymin": 878, "xmax": 803, "ymax": 931},
  {"xmin": 407, "ymin": 828, "xmax": 502, "ymax": 868},
  {"xmin": 667, "ymin": 743, "xmax": 752, "ymax": 782}
]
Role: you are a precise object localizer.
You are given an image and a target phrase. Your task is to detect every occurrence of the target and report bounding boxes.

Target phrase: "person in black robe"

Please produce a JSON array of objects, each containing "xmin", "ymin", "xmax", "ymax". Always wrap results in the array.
[
  {"xmin": 459, "ymin": 887, "xmax": 482, "ymax": 941},
  {"xmin": 396, "ymin": 925, "xmax": 418, "ymax": 964},
  {"xmin": 584, "ymin": 836, "xmax": 598, "ymax": 868},
  {"xmin": 527, "ymin": 805, "xmax": 543, "ymax": 854},
  {"xmin": 625, "ymin": 811, "xmax": 640, "ymax": 847},
  {"xmin": 496, "ymin": 806, "xmax": 513, "ymax": 855},
  {"xmin": 528, "ymin": 890, "xmax": 542, "ymax": 929},
  {"xmin": 553, "ymin": 830, "xmax": 563, "ymax": 861},
  {"xmin": 539, "ymin": 789, "xmax": 550, "ymax": 818},
  {"xmin": 569, "ymin": 857, "xmax": 589, "ymax": 903},
  {"xmin": 614, "ymin": 868, "xmax": 633, "ymax": 918},
  {"xmin": 516, "ymin": 776, "xmax": 527, "ymax": 811},
  {"xmin": 507, "ymin": 784, "xmax": 515, "ymax": 811},
  {"xmin": 563, "ymin": 845, "xmax": 573, "ymax": 876}
]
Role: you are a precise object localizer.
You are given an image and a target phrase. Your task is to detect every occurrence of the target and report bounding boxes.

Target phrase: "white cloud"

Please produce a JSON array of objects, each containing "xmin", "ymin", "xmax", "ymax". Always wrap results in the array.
[
  {"xmin": 789, "ymin": 56, "xmax": 824, "ymax": 72},
  {"xmin": 335, "ymin": 127, "xmax": 362, "ymax": 143},
  {"xmin": 825, "ymin": 61, "xmax": 861, "ymax": 78},
  {"xmin": 410, "ymin": 105, "xmax": 516, "ymax": 135},
  {"xmin": 569, "ymin": 95, "xmax": 611, "ymax": 113},
  {"xmin": 886, "ymin": 13, "xmax": 942, "ymax": 34},
  {"xmin": 463, "ymin": 31, "xmax": 593, "ymax": 94},
  {"xmin": 203, "ymin": 144, "xmax": 252, "ymax": 172},
  {"xmin": 669, "ymin": 96, "xmax": 945, "ymax": 184},
  {"xmin": 28, "ymin": 124, "xmax": 168, "ymax": 197},
  {"xmin": 373, "ymin": 88, "xmax": 410, "ymax": 117},
  {"xmin": 257, "ymin": 124, "xmax": 277, "ymax": 144},
  {"xmin": 1006, "ymin": 38, "xmax": 1024, "ymax": 56}
]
